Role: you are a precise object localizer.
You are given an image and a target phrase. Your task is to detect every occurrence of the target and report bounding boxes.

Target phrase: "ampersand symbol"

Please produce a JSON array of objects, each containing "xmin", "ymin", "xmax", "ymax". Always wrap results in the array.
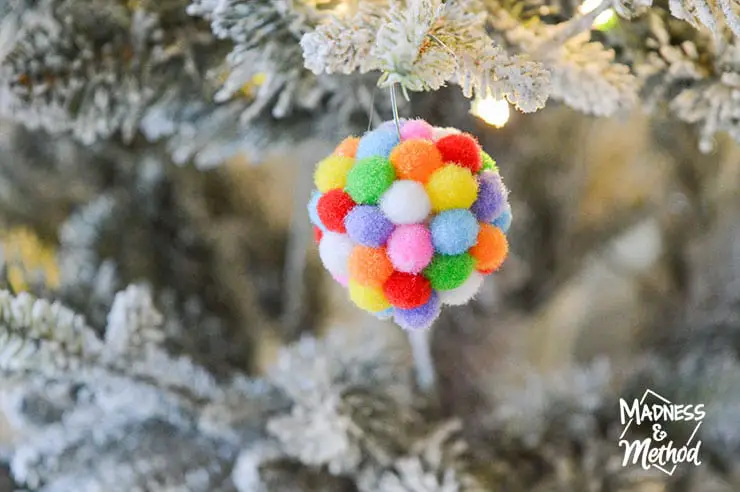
[{"xmin": 652, "ymin": 424, "xmax": 667, "ymax": 442}]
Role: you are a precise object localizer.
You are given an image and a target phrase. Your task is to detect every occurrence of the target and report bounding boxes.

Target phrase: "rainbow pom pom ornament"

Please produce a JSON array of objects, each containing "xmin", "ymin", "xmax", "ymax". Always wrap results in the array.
[{"xmin": 308, "ymin": 119, "xmax": 512, "ymax": 330}]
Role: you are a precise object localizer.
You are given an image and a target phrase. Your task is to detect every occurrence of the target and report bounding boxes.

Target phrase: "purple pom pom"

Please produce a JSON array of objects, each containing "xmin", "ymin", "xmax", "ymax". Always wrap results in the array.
[
  {"xmin": 393, "ymin": 291, "xmax": 441, "ymax": 330},
  {"xmin": 471, "ymin": 172, "xmax": 507, "ymax": 222},
  {"xmin": 345, "ymin": 205, "xmax": 395, "ymax": 247}
]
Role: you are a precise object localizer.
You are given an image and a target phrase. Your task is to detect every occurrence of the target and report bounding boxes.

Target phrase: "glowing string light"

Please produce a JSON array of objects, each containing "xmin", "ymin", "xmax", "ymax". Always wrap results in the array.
[
  {"xmin": 579, "ymin": 0, "xmax": 617, "ymax": 30},
  {"xmin": 470, "ymin": 96, "xmax": 510, "ymax": 128}
]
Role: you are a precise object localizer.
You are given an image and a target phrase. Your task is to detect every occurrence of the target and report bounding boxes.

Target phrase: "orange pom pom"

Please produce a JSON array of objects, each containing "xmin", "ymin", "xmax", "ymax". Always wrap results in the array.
[
  {"xmin": 335, "ymin": 137, "xmax": 360, "ymax": 158},
  {"xmin": 348, "ymin": 246, "xmax": 394, "ymax": 287},
  {"xmin": 389, "ymin": 139, "xmax": 444, "ymax": 183},
  {"xmin": 469, "ymin": 223, "xmax": 508, "ymax": 272}
]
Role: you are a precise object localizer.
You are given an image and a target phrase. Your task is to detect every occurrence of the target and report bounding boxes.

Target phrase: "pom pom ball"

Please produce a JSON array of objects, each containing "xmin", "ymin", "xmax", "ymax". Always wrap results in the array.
[
  {"xmin": 492, "ymin": 203, "xmax": 513, "ymax": 233},
  {"xmin": 309, "ymin": 119, "xmax": 513, "ymax": 330},
  {"xmin": 317, "ymin": 189, "xmax": 355, "ymax": 233},
  {"xmin": 394, "ymin": 291, "xmax": 441, "ymax": 330},
  {"xmin": 387, "ymin": 224, "xmax": 434, "ymax": 274},
  {"xmin": 424, "ymin": 253, "xmax": 475, "ymax": 291},
  {"xmin": 335, "ymin": 136, "xmax": 360, "ymax": 158},
  {"xmin": 348, "ymin": 246, "xmax": 394, "ymax": 287},
  {"xmin": 314, "ymin": 155, "xmax": 354, "ymax": 192},
  {"xmin": 436, "ymin": 133, "xmax": 482, "ymax": 173},
  {"xmin": 430, "ymin": 209, "xmax": 479, "ymax": 255},
  {"xmin": 344, "ymin": 205, "xmax": 395, "ymax": 247},
  {"xmin": 425, "ymin": 165, "xmax": 478, "ymax": 212},
  {"xmin": 400, "ymin": 119, "xmax": 434, "ymax": 141},
  {"xmin": 379, "ymin": 180, "xmax": 431, "ymax": 225},
  {"xmin": 432, "ymin": 127, "xmax": 461, "ymax": 141},
  {"xmin": 307, "ymin": 191, "xmax": 326, "ymax": 232},
  {"xmin": 345, "ymin": 156, "xmax": 396, "ymax": 204},
  {"xmin": 470, "ymin": 224, "xmax": 508, "ymax": 273},
  {"xmin": 355, "ymin": 127, "xmax": 400, "ymax": 160},
  {"xmin": 349, "ymin": 281, "xmax": 391, "ymax": 312},
  {"xmin": 319, "ymin": 232, "xmax": 354, "ymax": 279},
  {"xmin": 481, "ymin": 151, "xmax": 498, "ymax": 172},
  {"xmin": 439, "ymin": 271, "xmax": 484, "ymax": 305},
  {"xmin": 390, "ymin": 139, "xmax": 443, "ymax": 182},
  {"xmin": 383, "ymin": 271, "xmax": 432, "ymax": 309},
  {"xmin": 471, "ymin": 171, "xmax": 508, "ymax": 223}
]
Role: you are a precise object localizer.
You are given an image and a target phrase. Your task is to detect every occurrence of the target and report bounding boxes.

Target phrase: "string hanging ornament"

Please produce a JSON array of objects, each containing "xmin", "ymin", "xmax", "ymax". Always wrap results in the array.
[{"xmin": 308, "ymin": 86, "xmax": 513, "ymax": 331}]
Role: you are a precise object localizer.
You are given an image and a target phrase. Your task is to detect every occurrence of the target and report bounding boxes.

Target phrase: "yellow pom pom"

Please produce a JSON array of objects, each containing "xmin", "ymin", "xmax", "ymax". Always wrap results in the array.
[
  {"xmin": 314, "ymin": 155, "xmax": 355, "ymax": 192},
  {"xmin": 349, "ymin": 280, "xmax": 391, "ymax": 312},
  {"xmin": 425, "ymin": 164, "xmax": 478, "ymax": 212}
]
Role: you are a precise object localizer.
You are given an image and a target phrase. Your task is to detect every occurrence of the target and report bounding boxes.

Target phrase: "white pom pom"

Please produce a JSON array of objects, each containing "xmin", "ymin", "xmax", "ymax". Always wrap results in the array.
[
  {"xmin": 431, "ymin": 126, "xmax": 462, "ymax": 141},
  {"xmin": 439, "ymin": 272, "xmax": 484, "ymax": 305},
  {"xmin": 379, "ymin": 180, "xmax": 431, "ymax": 225},
  {"xmin": 319, "ymin": 232, "xmax": 354, "ymax": 278}
]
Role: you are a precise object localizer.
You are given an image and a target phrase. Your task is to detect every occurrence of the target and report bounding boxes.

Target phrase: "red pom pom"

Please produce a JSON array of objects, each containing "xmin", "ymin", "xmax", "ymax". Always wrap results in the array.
[
  {"xmin": 478, "ymin": 268, "xmax": 494, "ymax": 275},
  {"xmin": 317, "ymin": 190, "xmax": 356, "ymax": 233},
  {"xmin": 313, "ymin": 226, "xmax": 323, "ymax": 244},
  {"xmin": 436, "ymin": 134, "xmax": 482, "ymax": 173},
  {"xmin": 383, "ymin": 271, "xmax": 432, "ymax": 309}
]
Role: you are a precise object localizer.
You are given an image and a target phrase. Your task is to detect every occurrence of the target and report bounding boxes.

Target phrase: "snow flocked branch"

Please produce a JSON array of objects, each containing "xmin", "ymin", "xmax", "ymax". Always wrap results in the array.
[
  {"xmin": 0, "ymin": 285, "xmax": 488, "ymax": 491},
  {"xmin": 301, "ymin": 0, "xmax": 552, "ymax": 112}
]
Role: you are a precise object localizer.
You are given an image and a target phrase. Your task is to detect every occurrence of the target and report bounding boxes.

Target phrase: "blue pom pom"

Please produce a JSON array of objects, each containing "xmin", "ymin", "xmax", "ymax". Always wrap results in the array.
[
  {"xmin": 430, "ymin": 209, "xmax": 479, "ymax": 255},
  {"xmin": 373, "ymin": 307, "xmax": 394, "ymax": 320},
  {"xmin": 355, "ymin": 127, "xmax": 401, "ymax": 160},
  {"xmin": 491, "ymin": 203, "xmax": 512, "ymax": 233},
  {"xmin": 308, "ymin": 191, "xmax": 327, "ymax": 231}
]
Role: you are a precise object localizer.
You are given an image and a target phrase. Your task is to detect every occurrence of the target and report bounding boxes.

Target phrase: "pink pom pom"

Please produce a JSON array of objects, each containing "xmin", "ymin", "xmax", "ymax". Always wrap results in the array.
[
  {"xmin": 333, "ymin": 274, "xmax": 349, "ymax": 286},
  {"xmin": 401, "ymin": 120, "xmax": 434, "ymax": 141},
  {"xmin": 387, "ymin": 224, "xmax": 434, "ymax": 273}
]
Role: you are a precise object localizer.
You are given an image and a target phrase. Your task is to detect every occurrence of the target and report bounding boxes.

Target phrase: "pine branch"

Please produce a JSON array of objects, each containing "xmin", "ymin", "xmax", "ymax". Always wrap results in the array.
[{"xmin": 302, "ymin": 0, "xmax": 552, "ymax": 112}]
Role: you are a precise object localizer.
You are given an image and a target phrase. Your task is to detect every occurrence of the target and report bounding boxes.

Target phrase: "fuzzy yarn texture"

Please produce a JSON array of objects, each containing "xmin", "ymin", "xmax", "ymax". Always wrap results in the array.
[
  {"xmin": 432, "ymin": 127, "xmax": 461, "ymax": 141},
  {"xmin": 344, "ymin": 205, "xmax": 395, "ymax": 247},
  {"xmin": 436, "ymin": 134, "xmax": 482, "ymax": 173},
  {"xmin": 307, "ymin": 191, "xmax": 326, "ymax": 232},
  {"xmin": 394, "ymin": 291, "xmax": 441, "ymax": 330},
  {"xmin": 355, "ymin": 127, "xmax": 400, "ymax": 160},
  {"xmin": 471, "ymin": 171, "xmax": 507, "ymax": 222},
  {"xmin": 345, "ymin": 156, "xmax": 396, "ymax": 204},
  {"xmin": 335, "ymin": 136, "xmax": 360, "ymax": 158},
  {"xmin": 390, "ymin": 139, "xmax": 443, "ymax": 182},
  {"xmin": 430, "ymin": 209, "xmax": 479, "ymax": 255},
  {"xmin": 348, "ymin": 246, "xmax": 394, "ymax": 287},
  {"xmin": 317, "ymin": 189, "xmax": 355, "ymax": 233},
  {"xmin": 400, "ymin": 119, "xmax": 434, "ymax": 141},
  {"xmin": 471, "ymin": 224, "xmax": 508, "ymax": 272},
  {"xmin": 481, "ymin": 151, "xmax": 498, "ymax": 172},
  {"xmin": 425, "ymin": 165, "xmax": 478, "ymax": 212},
  {"xmin": 424, "ymin": 253, "xmax": 475, "ymax": 291},
  {"xmin": 309, "ymin": 119, "xmax": 512, "ymax": 330},
  {"xmin": 439, "ymin": 271, "xmax": 484, "ymax": 305},
  {"xmin": 383, "ymin": 272, "xmax": 432, "ymax": 309},
  {"xmin": 314, "ymin": 155, "xmax": 354, "ymax": 192},
  {"xmin": 319, "ymin": 232, "xmax": 354, "ymax": 279},
  {"xmin": 492, "ymin": 203, "xmax": 512, "ymax": 233},
  {"xmin": 379, "ymin": 180, "xmax": 431, "ymax": 225},
  {"xmin": 387, "ymin": 224, "xmax": 434, "ymax": 274},
  {"xmin": 349, "ymin": 280, "xmax": 391, "ymax": 312}
]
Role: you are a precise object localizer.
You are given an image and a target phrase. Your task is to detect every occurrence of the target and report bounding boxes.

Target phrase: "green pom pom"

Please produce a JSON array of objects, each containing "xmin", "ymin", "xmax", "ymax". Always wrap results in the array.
[
  {"xmin": 345, "ymin": 156, "xmax": 396, "ymax": 204},
  {"xmin": 481, "ymin": 151, "xmax": 498, "ymax": 173},
  {"xmin": 423, "ymin": 253, "xmax": 475, "ymax": 290}
]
